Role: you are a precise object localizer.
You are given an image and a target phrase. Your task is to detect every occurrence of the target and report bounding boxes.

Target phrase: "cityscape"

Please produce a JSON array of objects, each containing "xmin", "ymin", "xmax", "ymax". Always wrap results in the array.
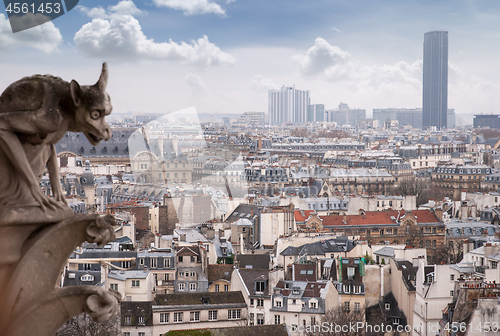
[{"xmin": 1, "ymin": 1, "xmax": 500, "ymax": 336}]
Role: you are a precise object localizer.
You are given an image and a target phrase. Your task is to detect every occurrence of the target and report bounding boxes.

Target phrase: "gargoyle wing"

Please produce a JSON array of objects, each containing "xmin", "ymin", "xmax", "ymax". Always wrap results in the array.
[{"xmin": 0, "ymin": 79, "xmax": 61, "ymax": 135}]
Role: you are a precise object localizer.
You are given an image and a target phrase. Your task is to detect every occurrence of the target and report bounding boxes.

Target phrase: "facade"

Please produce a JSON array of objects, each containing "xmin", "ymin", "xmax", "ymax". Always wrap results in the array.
[
  {"xmin": 373, "ymin": 108, "xmax": 422, "ymax": 129},
  {"xmin": 268, "ymin": 85, "xmax": 310, "ymax": 125},
  {"xmin": 473, "ymin": 114, "xmax": 500, "ymax": 129},
  {"xmin": 422, "ymin": 31, "xmax": 448, "ymax": 129},
  {"xmin": 242, "ymin": 111, "xmax": 266, "ymax": 126},
  {"xmin": 326, "ymin": 103, "xmax": 366, "ymax": 126},
  {"xmin": 120, "ymin": 292, "xmax": 248, "ymax": 336},
  {"xmin": 174, "ymin": 245, "xmax": 209, "ymax": 293},
  {"xmin": 431, "ymin": 164, "xmax": 492, "ymax": 200},
  {"xmin": 306, "ymin": 104, "xmax": 325, "ymax": 122}
]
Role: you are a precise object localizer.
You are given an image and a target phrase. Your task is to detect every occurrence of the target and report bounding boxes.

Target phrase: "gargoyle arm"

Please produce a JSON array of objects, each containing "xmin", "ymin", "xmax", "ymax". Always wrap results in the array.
[
  {"xmin": 0, "ymin": 130, "xmax": 58, "ymax": 211},
  {"xmin": 48, "ymin": 144, "xmax": 67, "ymax": 205}
]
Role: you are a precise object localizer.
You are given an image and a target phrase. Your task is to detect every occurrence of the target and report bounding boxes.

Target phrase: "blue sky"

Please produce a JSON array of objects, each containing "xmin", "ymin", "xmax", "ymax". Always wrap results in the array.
[{"xmin": 1, "ymin": 0, "xmax": 499, "ymax": 120}]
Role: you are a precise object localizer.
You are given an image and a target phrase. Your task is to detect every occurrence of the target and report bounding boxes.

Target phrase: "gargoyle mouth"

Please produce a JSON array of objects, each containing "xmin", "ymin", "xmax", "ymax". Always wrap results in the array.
[{"xmin": 86, "ymin": 132, "xmax": 103, "ymax": 145}]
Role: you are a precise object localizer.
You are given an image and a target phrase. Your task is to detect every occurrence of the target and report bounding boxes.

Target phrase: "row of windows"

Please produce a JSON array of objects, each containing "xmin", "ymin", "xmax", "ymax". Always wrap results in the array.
[
  {"xmin": 138, "ymin": 258, "xmax": 171, "ymax": 268},
  {"xmin": 214, "ymin": 284, "xmax": 229, "ymax": 292},
  {"xmin": 178, "ymin": 283, "xmax": 197, "ymax": 291},
  {"xmin": 178, "ymin": 256, "xmax": 197, "ymax": 263}
]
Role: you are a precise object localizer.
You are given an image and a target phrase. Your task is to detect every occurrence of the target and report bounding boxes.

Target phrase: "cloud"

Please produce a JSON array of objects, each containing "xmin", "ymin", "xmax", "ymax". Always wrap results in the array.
[
  {"xmin": 251, "ymin": 75, "xmax": 278, "ymax": 93},
  {"xmin": 292, "ymin": 37, "xmax": 351, "ymax": 78},
  {"xmin": 0, "ymin": 13, "xmax": 62, "ymax": 53},
  {"xmin": 74, "ymin": 1, "xmax": 235, "ymax": 66},
  {"xmin": 152, "ymin": 0, "xmax": 226, "ymax": 16},
  {"xmin": 330, "ymin": 27, "xmax": 342, "ymax": 33},
  {"xmin": 78, "ymin": 0, "xmax": 144, "ymax": 18},
  {"xmin": 185, "ymin": 73, "xmax": 210, "ymax": 97},
  {"xmin": 355, "ymin": 60, "xmax": 422, "ymax": 90}
]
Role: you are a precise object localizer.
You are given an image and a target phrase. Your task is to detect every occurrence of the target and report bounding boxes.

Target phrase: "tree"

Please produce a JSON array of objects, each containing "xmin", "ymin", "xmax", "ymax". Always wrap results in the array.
[
  {"xmin": 291, "ymin": 127, "xmax": 308, "ymax": 137},
  {"xmin": 312, "ymin": 129, "xmax": 350, "ymax": 139},
  {"xmin": 395, "ymin": 179, "xmax": 429, "ymax": 207},
  {"xmin": 55, "ymin": 313, "xmax": 121, "ymax": 336},
  {"xmin": 304, "ymin": 306, "xmax": 365, "ymax": 336}
]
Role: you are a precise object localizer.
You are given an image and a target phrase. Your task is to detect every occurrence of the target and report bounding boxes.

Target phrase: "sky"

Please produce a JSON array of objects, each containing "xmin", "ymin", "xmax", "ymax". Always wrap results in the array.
[{"xmin": 1, "ymin": 0, "xmax": 499, "ymax": 120}]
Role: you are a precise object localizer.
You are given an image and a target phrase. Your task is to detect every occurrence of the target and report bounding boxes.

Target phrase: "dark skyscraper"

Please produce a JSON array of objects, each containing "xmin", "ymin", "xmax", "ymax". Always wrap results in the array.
[{"xmin": 422, "ymin": 31, "xmax": 448, "ymax": 129}]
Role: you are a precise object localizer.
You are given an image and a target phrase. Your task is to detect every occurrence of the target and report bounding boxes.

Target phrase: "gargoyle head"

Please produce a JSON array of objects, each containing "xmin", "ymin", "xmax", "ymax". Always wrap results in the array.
[{"xmin": 70, "ymin": 63, "xmax": 113, "ymax": 145}]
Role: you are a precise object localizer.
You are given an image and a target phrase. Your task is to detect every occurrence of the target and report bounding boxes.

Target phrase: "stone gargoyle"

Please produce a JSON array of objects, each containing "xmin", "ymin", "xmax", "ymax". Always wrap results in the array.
[{"xmin": 0, "ymin": 63, "xmax": 120, "ymax": 336}]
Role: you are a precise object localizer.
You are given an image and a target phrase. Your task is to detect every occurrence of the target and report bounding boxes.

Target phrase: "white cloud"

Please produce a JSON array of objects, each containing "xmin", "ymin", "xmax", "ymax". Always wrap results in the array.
[
  {"xmin": 78, "ymin": 0, "xmax": 143, "ymax": 18},
  {"xmin": 74, "ymin": 1, "xmax": 235, "ymax": 66},
  {"xmin": 0, "ymin": 13, "xmax": 62, "ymax": 53},
  {"xmin": 251, "ymin": 75, "xmax": 278, "ymax": 93},
  {"xmin": 185, "ymin": 73, "xmax": 210, "ymax": 97},
  {"xmin": 152, "ymin": 0, "xmax": 226, "ymax": 16},
  {"xmin": 292, "ymin": 37, "xmax": 351, "ymax": 78}
]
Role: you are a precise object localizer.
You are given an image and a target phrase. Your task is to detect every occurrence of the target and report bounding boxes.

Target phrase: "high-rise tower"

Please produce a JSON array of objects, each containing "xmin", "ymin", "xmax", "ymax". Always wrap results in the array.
[
  {"xmin": 422, "ymin": 31, "xmax": 448, "ymax": 129},
  {"xmin": 268, "ymin": 86, "xmax": 310, "ymax": 125}
]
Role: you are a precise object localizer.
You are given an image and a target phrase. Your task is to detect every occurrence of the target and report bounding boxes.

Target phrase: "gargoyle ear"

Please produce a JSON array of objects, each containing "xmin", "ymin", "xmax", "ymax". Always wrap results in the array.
[{"xmin": 70, "ymin": 80, "xmax": 82, "ymax": 107}]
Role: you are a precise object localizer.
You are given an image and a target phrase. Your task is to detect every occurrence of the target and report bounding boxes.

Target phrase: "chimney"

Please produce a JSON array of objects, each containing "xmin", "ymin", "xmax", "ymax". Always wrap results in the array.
[
  {"xmin": 434, "ymin": 209, "xmax": 443, "ymax": 221},
  {"xmin": 484, "ymin": 243, "xmax": 499, "ymax": 257}
]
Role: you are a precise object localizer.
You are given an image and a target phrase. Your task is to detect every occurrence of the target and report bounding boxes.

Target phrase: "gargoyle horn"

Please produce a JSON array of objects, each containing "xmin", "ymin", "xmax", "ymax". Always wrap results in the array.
[{"xmin": 94, "ymin": 62, "xmax": 108, "ymax": 90}]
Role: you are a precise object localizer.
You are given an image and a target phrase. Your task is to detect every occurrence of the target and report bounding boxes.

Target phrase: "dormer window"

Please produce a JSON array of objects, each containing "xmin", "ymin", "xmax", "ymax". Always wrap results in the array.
[
  {"xmin": 292, "ymin": 288, "xmax": 300, "ymax": 295},
  {"xmin": 347, "ymin": 267, "xmax": 355, "ymax": 280},
  {"xmin": 256, "ymin": 281, "xmax": 265, "ymax": 293},
  {"xmin": 385, "ymin": 303, "xmax": 390, "ymax": 310}
]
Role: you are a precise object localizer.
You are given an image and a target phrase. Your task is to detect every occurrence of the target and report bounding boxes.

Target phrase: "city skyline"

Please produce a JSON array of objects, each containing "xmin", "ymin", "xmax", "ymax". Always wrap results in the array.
[
  {"xmin": 422, "ymin": 31, "xmax": 448, "ymax": 129},
  {"xmin": 0, "ymin": 0, "xmax": 499, "ymax": 120}
]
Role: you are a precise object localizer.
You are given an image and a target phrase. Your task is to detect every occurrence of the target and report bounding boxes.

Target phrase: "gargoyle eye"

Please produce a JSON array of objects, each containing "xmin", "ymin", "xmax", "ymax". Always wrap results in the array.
[{"xmin": 90, "ymin": 110, "xmax": 101, "ymax": 120}]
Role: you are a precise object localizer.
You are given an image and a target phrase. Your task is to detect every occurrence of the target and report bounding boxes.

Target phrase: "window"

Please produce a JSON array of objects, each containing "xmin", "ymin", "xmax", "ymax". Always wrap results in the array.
[
  {"xmin": 347, "ymin": 267, "xmax": 355, "ymax": 280},
  {"xmin": 151, "ymin": 258, "xmax": 157, "ymax": 268},
  {"xmin": 190, "ymin": 283, "xmax": 196, "ymax": 291},
  {"xmin": 123, "ymin": 333, "xmax": 130, "ymax": 336},
  {"xmin": 124, "ymin": 316, "xmax": 132, "ymax": 324},
  {"xmin": 208, "ymin": 310, "xmax": 218, "ymax": 321},
  {"xmin": 256, "ymin": 281, "xmax": 265, "ymax": 293},
  {"xmin": 228, "ymin": 309, "xmax": 241, "ymax": 320},
  {"xmin": 355, "ymin": 302, "xmax": 360, "ymax": 312},
  {"xmin": 311, "ymin": 316, "xmax": 316, "ymax": 325},
  {"xmin": 257, "ymin": 299, "xmax": 264, "ymax": 307},
  {"xmin": 492, "ymin": 261, "xmax": 498, "ymax": 269},
  {"xmin": 110, "ymin": 284, "xmax": 118, "ymax": 291},
  {"xmin": 344, "ymin": 302, "xmax": 350, "ymax": 311},
  {"xmin": 121, "ymin": 261, "xmax": 131, "ymax": 268},
  {"xmin": 191, "ymin": 256, "xmax": 196, "ymax": 263},
  {"xmin": 164, "ymin": 258, "xmax": 170, "ymax": 268},
  {"xmin": 139, "ymin": 258, "xmax": 144, "ymax": 266},
  {"xmin": 178, "ymin": 256, "xmax": 183, "ymax": 262},
  {"xmin": 190, "ymin": 271, "xmax": 195, "ymax": 277},
  {"xmin": 250, "ymin": 299, "xmax": 254, "ymax": 306},
  {"xmin": 173, "ymin": 312, "xmax": 183, "ymax": 323},
  {"xmin": 178, "ymin": 283, "xmax": 185, "ymax": 291},
  {"xmin": 257, "ymin": 314, "xmax": 264, "ymax": 325},
  {"xmin": 310, "ymin": 301, "xmax": 317, "ymax": 308},
  {"xmin": 274, "ymin": 315, "xmax": 281, "ymax": 324},
  {"xmin": 215, "ymin": 284, "xmax": 219, "ymax": 292},
  {"xmin": 138, "ymin": 333, "xmax": 145, "ymax": 336},
  {"xmin": 275, "ymin": 300, "xmax": 282, "ymax": 307},
  {"xmin": 132, "ymin": 280, "xmax": 140, "ymax": 287},
  {"xmin": 138, "ymin": 316, "xmax": 145, "ymax": 324},
  {"xmin": 179, "ymin": 271, "xmax": 184, "ymax": 277},
  {"xmin": 224, "ymin": 284, "xmax": 229, "ymax": 291},
  {"xmin": 249, "ymin": 313, "xmax": 254, "ymax": 325},
  {"xmin": 160, "ymin": 313, "xmax": 169, "ymax": 323},
  {"xmin": 190, "ymin": 311, "xmax": 200, "ymax": 322},
  {"xmin": 450, "ymin": 274, "xmax": 455, "ymax": 281},
  {"xmin": 385, "ymin": 303, "xmax": 390, "ymax": 310},
  {"xmin": 450, "ymin": 290, "xmax": 454, "ymax": 297}
]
